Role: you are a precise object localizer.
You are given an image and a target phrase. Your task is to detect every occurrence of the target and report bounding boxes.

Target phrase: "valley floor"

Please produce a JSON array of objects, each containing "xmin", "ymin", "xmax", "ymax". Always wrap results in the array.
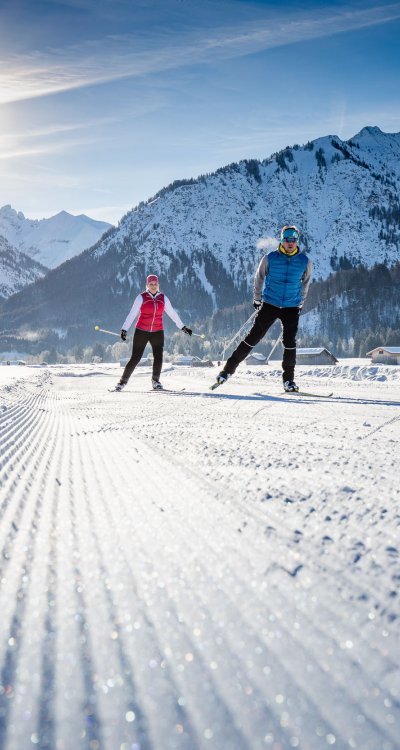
[{"xmin": 0, "ymin": 362, "xmax": 399, "ymax": 750}]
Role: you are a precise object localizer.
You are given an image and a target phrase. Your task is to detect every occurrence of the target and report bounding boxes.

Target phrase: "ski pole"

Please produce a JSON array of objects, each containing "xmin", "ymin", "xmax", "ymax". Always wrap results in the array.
[
  {"xmin": 222, "ymin": 311, "xmax": 257, "ymax": 360},
  {"xmin": 230, "ymin": 311, "xmax": 257, "ymax": 346},
  {"xmin": 266, "ymin": 334, "xmax": 282, "ymax": 363},
  {"xmin": 94, "ymin": 326, "xmax": 120, "ymax": 337},
  {"xmin": 192, "ymin": 332, "xmax": 206, "ymax": 339}
]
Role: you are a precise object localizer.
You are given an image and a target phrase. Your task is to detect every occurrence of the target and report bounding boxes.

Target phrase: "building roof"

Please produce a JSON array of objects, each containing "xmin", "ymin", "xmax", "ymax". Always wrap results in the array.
[
  {"xmin": 367, "ymin": 346, "xmax": 400, "ymax": 355},
  {"xmin": 173, "ymin": 355, "xmax": 201, "ymax": 362},
  {"xmin": 246, "ymin": 351, "xmax": 267, "ymax": 361},
  {"xmin": 297, "ymin": 348, "xmax": 328, "ymax": 355}
]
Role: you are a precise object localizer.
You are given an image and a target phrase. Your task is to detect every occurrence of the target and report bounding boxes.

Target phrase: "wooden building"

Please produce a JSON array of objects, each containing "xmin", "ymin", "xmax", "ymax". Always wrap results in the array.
[
  {"xmin": 296, "ymin": 348, "xmax": 338, "ymax": 365},
  {"xmin": 366, "ymin": 346, "xmax": 400, "ymax": 364}
]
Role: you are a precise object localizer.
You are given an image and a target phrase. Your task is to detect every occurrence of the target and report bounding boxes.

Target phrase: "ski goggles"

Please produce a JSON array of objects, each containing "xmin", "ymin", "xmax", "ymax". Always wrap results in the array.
[{"xmin": 282, "ymin": 231, "xmax": 299, "ymax": 242}]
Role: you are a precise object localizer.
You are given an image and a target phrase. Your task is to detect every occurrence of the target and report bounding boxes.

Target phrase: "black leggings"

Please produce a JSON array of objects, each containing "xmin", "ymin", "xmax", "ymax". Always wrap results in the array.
[
  {"xmin": 224, "ymin": 303, "xmax": 300, "ymax": 381},
  {"xmin": 121, "ymin": 328, "xmax": 164, "ymax": 383}
]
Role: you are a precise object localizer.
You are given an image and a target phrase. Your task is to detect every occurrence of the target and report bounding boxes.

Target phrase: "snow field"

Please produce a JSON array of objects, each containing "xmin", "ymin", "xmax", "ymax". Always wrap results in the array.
[{"xmin": 0, "ymin": 364, "xmax": 399, "ymax": 750}]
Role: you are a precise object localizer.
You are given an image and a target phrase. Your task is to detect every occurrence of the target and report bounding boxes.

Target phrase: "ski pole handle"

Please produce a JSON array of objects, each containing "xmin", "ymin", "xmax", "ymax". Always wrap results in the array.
[{"xmin": 94, "ymin": 326, "xmax": 120, "ymax": 337}]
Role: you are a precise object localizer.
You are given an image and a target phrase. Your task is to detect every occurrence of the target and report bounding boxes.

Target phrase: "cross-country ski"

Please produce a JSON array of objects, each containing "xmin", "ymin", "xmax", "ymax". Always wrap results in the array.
[{"xmin": 283, "ymin": 389, "xmax": 334, "ymax": 397}]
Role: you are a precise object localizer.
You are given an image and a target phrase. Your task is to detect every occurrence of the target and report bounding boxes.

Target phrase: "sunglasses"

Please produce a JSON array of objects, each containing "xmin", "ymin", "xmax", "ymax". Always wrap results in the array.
[{"xmin": 283, "ymin": 237, "xmax": 297, "ymax": 242}]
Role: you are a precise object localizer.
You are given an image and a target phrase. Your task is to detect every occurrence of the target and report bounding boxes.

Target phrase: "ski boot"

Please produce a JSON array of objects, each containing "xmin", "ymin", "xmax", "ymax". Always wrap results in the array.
[
  {"xmin": 151, "ymin": 378, "xmax": 164, "ymax": 391},
  {"xmin": 210, "ymin": 372, "xmax": 229, "ymax": 390},
  {"xmin": 111, "ymin": 381, "xmax": 126, "ymax": 392},
  {"xmin": 283, "ymin": 380, "xmax": 299, "ymax": 392}
]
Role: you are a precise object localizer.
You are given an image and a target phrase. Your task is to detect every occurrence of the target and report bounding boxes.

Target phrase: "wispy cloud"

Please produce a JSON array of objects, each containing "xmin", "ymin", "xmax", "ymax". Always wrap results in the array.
[
  {"xmin": 0, "ymin": 116, "xmax": 119, "ymax": 141},
  {"xmin": 0, "ymin": 135, "xmax": 113, "ymax": 160},
  {"xmin": 1, "ymin": 3, "xmax": 399, "ymax": 104},
  {"xmin": 0, "ymin": 166, "xmax": 84, "ymax": 190},
  {"xmin": 21, "ymin": 116, "xmax": 119, "ymax": 138},
  {"xmin": 0, "ymin": 101, "xmax": 164, "ymax": 160}
]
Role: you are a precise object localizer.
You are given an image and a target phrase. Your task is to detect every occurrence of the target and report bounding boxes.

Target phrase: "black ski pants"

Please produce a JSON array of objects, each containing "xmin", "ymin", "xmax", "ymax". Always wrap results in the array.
[
  {"xmin": 224, "ymin": 303, "xmax": 301, "ymax": 382},
  {"xmin": 121, "ymin": 328, "xmax": 164, "ymax": 383}
]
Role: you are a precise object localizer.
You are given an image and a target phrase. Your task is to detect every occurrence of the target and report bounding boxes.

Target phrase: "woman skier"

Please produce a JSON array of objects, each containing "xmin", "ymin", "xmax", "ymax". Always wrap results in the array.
[{"xmin": 114, "ymin": 274, "xmax": 192, "ymax": 391}]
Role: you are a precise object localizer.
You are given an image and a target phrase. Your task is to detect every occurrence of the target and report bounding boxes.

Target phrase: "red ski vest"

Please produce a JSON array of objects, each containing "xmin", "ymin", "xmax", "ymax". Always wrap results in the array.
[{"xmin": 136, "ymin": 292, "xmax": 165, "ymax": 332}]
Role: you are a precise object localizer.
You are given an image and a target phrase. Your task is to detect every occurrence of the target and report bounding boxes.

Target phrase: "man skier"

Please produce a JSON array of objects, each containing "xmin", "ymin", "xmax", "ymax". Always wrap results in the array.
[
  {"xmin": 114, "ymin": 274, "xmax": 192, "ymax": 391},
  {"xmin": 216, "ymin": 225, "xmax": 312, "ymax": 392}
]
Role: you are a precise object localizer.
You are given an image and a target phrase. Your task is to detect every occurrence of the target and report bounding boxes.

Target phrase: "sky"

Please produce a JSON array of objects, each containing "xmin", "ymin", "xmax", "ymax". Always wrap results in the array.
[{"xmin": 0, "ymin": 0, "xmax": 399, "ymax": 225}]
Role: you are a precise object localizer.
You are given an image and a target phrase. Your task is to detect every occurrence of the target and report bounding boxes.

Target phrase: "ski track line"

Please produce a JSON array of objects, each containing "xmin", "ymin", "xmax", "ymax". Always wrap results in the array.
[
  {"xmin": 90, "ymin": 382, "xmax": 400, "ymax": 640},
  {"xmin": 79, "ymin": 497, "xmax": 197, "ymax": 750},
  {"xmin": 66, "ymin": 417, "xmax": 191, "ymax": 750},
  {"xmin": 96, "ymin": 434, "xmax": 340, "ymax": 750},
  {"xmin": 124, "ymin": 384, "xmax": 400, "ymax": 668},
  {"xmin": 54, "ymin": 429, "xmax": 105, "ymax": 750},
  {"xmin": 7, "ymin": 382, "xmax": 328, "ymax": 750},
  {"xmin": 0, "ymin": 381, "xmax": 50, "ymax": 450},
  {"xmin": 2, "ymin": 384, "xmax": 95, "ymax": 750},
  {"xmin": 0, "ymin": 385, "xmax": 61, "ymax": 565},
  {"xmin": 82, "ymin": 427, "xmax": 273, "ymax": 750},
  {"xmin": 71, "ymin": 405, "xmax": 281, "ymax": 750},
  {"xmin": 84, "ymin": 438, "xmax": 246, "ymax": 750},
  {"xmin": 0, "ymin": 382, "xmax": 90, "ymax": 750},
  {"xmin": 70, "ymin": 412, "xmax": 398, "ymax": 750},
  {"xmin": 0, "ymin": 397, "xmax": 65, "ymax": 749},
  {"xmin": 4, "ymin": 452, "xmax": 61, "ymax": 750},
  {"xmin": 125, "ymin": 437, "xmax": 400, "ymax": 747},
  {"xmin": 0, "ymin": 395, "xmax": 57, "ymax": 531},
  {"xmin": 0, "ymin": 372, "xmax": 399, "ymax": 750},
  {"xmin": 115, "ymin": 434, "xmax": 400, "ymax": 750},
  {"xmin": 102, "ymin": 382, "xmax": 395, "ymax": 636},
  {"xmin": 0, "ymin": 380, "xmax": 252, "ymax": 750}
]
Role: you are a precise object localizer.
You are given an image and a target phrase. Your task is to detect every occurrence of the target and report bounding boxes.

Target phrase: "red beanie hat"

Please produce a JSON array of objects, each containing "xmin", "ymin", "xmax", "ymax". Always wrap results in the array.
[{"xmin": 146, "ymin": 274, "xmax": 159, "ymax": 286}]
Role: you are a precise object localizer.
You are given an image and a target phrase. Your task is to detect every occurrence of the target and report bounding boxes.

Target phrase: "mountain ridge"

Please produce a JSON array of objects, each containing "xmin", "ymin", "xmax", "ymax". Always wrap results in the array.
[
  {"xmin": 0, "ymin": 205, "xmax": 112, "ymax": 270},
  {"xmin": 0, "ymin": 235, "xmax": 49, "ymax": 299},
  {"xmin": 0, "ymin": 125, "xmax": 399, "ymax": 352}
]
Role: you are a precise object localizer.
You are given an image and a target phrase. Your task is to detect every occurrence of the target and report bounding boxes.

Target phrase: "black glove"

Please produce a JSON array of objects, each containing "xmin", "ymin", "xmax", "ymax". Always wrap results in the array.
[
  {"xmin": 253, "ymin": 300, "xmax": 262, "ymax": 310},
  {"xmin": 120, "ymin": 329, "xmax": 127, "ymax": 341},
  {"xmin": 182, "ymin": 326, "xmax": 192, "ymax": 336}
]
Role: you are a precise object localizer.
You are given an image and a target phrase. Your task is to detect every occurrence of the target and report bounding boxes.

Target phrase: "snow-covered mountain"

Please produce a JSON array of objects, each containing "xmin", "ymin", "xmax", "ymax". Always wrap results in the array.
[
  {"xmin": 102, "ymin": 125, "xmax": 399, "ymax": 286},
  {"xmin": 0, "ymin": 235, "xmax": 48, "ymax": 299},
  {"xmin": 0, "ymin": 126, "xmax": 399, "ymax": 351},
  {"xmin": 0, "ymin": 205, "xmax": 112, "ymax": 268}
]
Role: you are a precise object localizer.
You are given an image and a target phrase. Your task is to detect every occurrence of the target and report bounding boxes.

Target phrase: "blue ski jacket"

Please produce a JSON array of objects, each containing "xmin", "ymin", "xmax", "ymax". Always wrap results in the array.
[{"xmin": 254, "ymin": 248, "xmax": 312, "ymax": 308}]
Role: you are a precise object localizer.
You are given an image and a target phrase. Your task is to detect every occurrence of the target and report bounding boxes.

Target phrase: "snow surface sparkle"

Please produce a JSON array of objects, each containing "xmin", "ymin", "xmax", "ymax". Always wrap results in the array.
[{"xmin": 0, "ymin": 362, "xmax": 399, "ymax": 750}]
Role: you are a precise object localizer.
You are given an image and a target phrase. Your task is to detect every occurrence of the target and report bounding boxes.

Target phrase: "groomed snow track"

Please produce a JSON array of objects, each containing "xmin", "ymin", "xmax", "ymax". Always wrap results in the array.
[{"xmin": 0, "ymin": 366, "xmax": 399, "ymax": 750}]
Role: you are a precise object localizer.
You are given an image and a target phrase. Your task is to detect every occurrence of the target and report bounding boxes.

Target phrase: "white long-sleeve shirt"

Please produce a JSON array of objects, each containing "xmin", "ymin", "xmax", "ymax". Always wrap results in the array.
[{"xmin": 122, "ymin": 292, "xmax": 184, "ymax": 331}]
